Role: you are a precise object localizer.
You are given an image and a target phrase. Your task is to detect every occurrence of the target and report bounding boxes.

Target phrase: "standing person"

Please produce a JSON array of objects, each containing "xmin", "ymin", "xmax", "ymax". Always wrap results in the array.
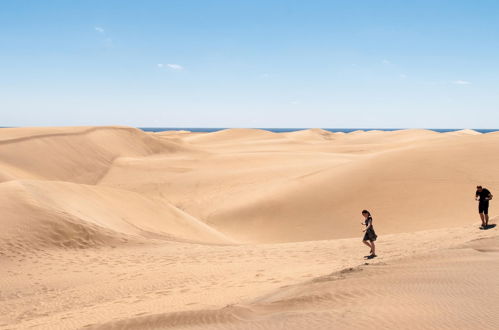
[
  {"xmin": 476, "ymin": 186, "xmax": 493, "ymax": 229},
  {"xmin": 361, "ymin": 210, "xmax": 377, "ymax": 258}
]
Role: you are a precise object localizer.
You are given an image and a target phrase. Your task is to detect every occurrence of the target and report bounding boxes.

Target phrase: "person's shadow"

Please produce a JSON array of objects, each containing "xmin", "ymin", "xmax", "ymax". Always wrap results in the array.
[{"xmin": 483, "ymin": 224, "xmax": 497, "ymax": 230}]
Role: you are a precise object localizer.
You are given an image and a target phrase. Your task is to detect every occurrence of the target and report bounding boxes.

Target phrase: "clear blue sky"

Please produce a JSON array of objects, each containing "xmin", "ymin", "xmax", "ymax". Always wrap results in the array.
[{"xmin": 1, "ymin": 0, "xmax": 498, "ymax": 128}]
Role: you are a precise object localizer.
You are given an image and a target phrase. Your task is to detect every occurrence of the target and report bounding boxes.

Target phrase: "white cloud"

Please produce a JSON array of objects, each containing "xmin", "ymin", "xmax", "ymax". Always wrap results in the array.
[
  {"xmin": 158, "ymin": 63, "xmax": 184, "ymax": 71},
  {"xmin": 452, "ymin": 80, "xmax": 471, "ymax": 85},
  {"xmin": 167, "ymin": 64, "xmax": 184, "ymax": 70},
  {"xmin": 94, "ymin": 26, "xmax": 105, "ymax": 33}
]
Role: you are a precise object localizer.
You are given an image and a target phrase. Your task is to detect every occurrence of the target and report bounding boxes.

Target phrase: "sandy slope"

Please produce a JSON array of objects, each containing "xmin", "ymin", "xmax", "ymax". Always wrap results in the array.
[
  {"xmin": 0, "ymin": 126, "xmax": 498, "ymax": 329},
  {"xmin": 0, "ymin": 180, "xmax": 231, "ymax": 252},
  {"xmin": 86, "ymin": 234, "xmax": 499, "ymax": 330},
  {"xmin": 2, "ymin": 224, "xmax": 497, "ymax": 329}
]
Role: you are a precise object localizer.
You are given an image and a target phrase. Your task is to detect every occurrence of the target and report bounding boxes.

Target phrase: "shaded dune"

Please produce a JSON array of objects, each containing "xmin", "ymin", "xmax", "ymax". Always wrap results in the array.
[
  {"xmin": 86, "ymin": 305, "xmax": 254, "ymax": 330},
  {"xmin": 0, "ymin": 180, "xmax": 232, "ymax": 254},
  {"xmin": 0, "ymin": 126, "xmax": 190, "ymax": 184}
]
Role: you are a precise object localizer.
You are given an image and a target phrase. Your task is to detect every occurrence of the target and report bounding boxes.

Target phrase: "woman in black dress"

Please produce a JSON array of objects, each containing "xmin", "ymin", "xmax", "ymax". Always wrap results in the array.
[{"xmin": 361, "ymin": 210, "xmax": 377, "ymax": 258}]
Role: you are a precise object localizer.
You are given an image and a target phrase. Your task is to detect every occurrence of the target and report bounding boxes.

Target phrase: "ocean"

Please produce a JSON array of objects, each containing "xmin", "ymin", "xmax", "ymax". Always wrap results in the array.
[{"xmin": 140, "ymin": 128, "xmax": 498, "ymax": 134}]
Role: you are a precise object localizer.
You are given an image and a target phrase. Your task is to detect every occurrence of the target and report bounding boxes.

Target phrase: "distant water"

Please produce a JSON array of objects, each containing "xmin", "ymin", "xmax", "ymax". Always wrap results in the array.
[
  {"xmin": 140, "ymin": 127, "xmax": 498, "ymax": 134},
  {"xmin": 0, "ymin": 127, "xmax": 495, "ymax": 134}
]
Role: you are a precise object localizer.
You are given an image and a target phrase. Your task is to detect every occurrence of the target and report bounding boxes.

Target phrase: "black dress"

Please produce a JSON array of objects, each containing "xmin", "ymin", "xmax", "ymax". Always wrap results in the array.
[{"xmin": 363, "ymin": 216, "xmax": 377, "ymax": 241}]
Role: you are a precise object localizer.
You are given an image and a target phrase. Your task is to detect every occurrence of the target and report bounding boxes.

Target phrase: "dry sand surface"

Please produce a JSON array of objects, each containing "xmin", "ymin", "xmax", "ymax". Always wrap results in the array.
[{"xmin": 1, "ymin": 126, "xmax": 498, "ymax": 329}]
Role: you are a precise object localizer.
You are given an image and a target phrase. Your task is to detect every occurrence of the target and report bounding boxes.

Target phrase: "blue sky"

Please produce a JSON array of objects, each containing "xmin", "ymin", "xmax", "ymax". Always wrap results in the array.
[{"xmin": 1, "ymin": 0, "xmax": 498, "ymax": 128}]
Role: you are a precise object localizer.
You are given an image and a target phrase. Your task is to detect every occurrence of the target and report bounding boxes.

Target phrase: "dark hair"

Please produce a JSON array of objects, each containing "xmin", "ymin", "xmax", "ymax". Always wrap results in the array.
[
  {"xmin": 477, "ymin": 185, "xmax": 483, "ymax": 189},
  {"xmin": 362, "ymin": 210, "xmax": 371, "ymax": 216}
]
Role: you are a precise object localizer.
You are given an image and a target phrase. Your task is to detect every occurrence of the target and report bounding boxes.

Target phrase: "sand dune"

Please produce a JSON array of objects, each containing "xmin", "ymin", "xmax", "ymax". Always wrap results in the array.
[
  {"xmin": 0, "ymin": 179, "xmax": 231, "ymax": 253},
  {"xmin": 184, "ymin": 128, "xmax": 283, "ymax": 144},
  {"xmin": 1, "ymin": 126, "xmax": 498, "ymax": 329},
  {"xmin": 4, "ymin": 223, "xmax": 494, "ymax": 330},
  {"xmin": 99, "ymin": 128, "xmax": 499, "ymax": 243},
  {"xmin": 282, "ymin": 128, "xmax": 337, "ymax": 142},
  {"xmin": 445, "ymin": 128, "xmax": 481, "ymax": 136},
  {"xmin": 0, "ymin": 126, "xmax": 188, "ymax": 184},
  {"xmin": 88, "ymin": 240, "xmax": 499, "ymax": 330}
]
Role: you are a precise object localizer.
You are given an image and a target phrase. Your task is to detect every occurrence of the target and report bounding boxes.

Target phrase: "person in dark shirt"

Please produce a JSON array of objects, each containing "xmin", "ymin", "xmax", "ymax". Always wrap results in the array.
[
  {"xmin": 475, "ymin": 185, "xmax": 493, "ymax": 229},
  {"xmin": 361, "ymin": 210, "xmax": 377, "ymax": 258}
]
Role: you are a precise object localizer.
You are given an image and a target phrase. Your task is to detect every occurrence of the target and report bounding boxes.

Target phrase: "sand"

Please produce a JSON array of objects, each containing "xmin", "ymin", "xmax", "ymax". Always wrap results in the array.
[{"xmin": 0, "ymin": 126, "xmax": 498, "ymax": 329}]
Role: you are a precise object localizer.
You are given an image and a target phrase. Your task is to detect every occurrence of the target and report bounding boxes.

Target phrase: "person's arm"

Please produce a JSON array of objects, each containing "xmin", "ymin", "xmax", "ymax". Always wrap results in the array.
[
  {"xmin": 488, "ymin": 192, "xmax": 493, "ymax": 200},
  {"xmin": 476, "ymin": 191, "xmax": 480, "ymax": 201},
  {"xmin": 363, "ymin": 219, "xmax": 372, "ymax": 232}
]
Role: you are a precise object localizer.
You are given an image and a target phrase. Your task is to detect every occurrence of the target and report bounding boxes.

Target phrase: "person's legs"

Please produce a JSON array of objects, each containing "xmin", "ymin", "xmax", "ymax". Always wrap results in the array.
[
  {"xmin": 363, "ymin": 240, "xmax": 372, "ymax": 252},
  {"xmin": 479, "ymin": 202, "xmax": 486, "ymax": 227},
  {"xmin": 479, "ymin": 202, "xmax": 489, "ymax": 227},
  {"xmin": 370, "ymin": 241, "xmax": 376, "ymax": 255},
  {"xmin": 484, "ymin": 203, "xmax": 490, "ymax": 227}
]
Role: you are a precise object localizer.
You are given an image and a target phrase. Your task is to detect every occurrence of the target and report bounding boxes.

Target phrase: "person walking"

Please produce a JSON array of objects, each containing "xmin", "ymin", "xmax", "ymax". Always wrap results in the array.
[
  {"xmin": 476, "ymin": 185, "xmax": 493, "ymax": 229},
  {"xmin": 361, "ymin": 210, "xmax": 377, "ymax": 258}
]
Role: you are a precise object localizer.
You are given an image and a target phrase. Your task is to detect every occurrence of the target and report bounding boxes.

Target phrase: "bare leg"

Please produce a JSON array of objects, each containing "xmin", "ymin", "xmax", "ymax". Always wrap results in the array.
[
  {"xmin": 370, "ymin": 241, "xmax": 376, "ymax": 255},
  {"xmin": 363, "ymin": 240, "xmax": 372, "ymax": 253},
  {"xmin": 485, "ymin": 214, "xmax": 489, "ymax": 227},
  {"xmin": 480, "ymin": 213, "xmax": 485, "ymax": 227}
]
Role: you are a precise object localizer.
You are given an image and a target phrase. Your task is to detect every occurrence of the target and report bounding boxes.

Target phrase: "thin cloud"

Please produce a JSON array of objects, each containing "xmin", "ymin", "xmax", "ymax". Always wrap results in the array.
[
  {"xmin": 158, "ymin": 63, "xmax": 184, "ymax": 71},
  {"xmin": 94, "ymin": 26, "xmax": 113, "ymax": 48},
  {"xmin": 103, "ymin": 37, "xmax": 113, "ymax": 48},
  {"xmin": 452, "ymin": 80, "xmax": 471, "ymax": 85},
  {"xmin": 167, "ymin": 64, "xmax": 184, "ymax": 70}
]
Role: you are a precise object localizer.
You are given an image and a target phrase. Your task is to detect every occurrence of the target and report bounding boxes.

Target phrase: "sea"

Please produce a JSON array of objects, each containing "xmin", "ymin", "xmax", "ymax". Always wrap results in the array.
[
  {"xmin": 0, "ymin": 127, "xmax": 496, "ymax": 134},
  {"xmin": 140, "ymin": 128, "xmax": 498, "ymax": 134}
]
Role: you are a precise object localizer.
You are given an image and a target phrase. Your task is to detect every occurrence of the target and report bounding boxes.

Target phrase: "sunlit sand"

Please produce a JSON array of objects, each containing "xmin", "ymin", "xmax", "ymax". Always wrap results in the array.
[{"xmin": 1, "ymin": 126, "xmax": 498, "ymax": 329}]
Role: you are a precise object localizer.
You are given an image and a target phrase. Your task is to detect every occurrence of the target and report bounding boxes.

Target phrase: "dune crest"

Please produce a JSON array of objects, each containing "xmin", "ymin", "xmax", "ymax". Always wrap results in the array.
[
  {"xmin": 0, "ymin": 126, "xmax": 189, "ymax": 185},
  {"xmin": 445, "ymin": 128, "xmax": 481, "ymax": 136},
  {"xmin": 282, "ymin": 128, "xmax": 336, "ymax": 142},
  {"xmin": 184, "ymin": 128, "xmax": 283, "ymax": 144}
]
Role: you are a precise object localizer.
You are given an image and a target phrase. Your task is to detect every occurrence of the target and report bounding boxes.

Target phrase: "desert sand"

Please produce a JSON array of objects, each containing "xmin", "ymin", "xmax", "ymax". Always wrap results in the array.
[{"xmin": 1, "ymin": 126, "xmax": 498, "ymax": 329}]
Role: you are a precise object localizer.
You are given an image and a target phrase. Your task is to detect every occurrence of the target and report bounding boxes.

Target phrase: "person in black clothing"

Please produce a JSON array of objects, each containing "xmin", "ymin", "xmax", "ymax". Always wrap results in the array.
[
  {"xmin": 361, "ymin": 210, "xmax": 377, "ymax": 258},
  {"xmin": 476, "ymin": 185, "xmax": 493, "ymax": 229}
]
